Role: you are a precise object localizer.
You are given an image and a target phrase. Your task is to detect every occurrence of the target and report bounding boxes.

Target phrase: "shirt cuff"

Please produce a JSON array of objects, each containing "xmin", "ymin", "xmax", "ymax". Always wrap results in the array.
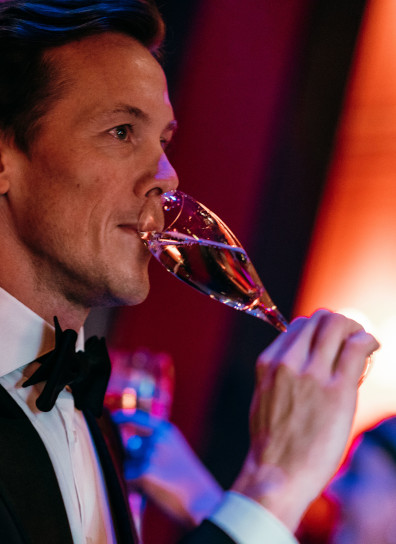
[{"xmin": 209, "ymin": 491, "xmax": 299, "ymax": 544}]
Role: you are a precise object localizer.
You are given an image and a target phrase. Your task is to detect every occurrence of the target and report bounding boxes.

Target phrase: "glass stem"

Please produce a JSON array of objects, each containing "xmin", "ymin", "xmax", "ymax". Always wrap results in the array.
[{"xmin": 248, "ymin": 300, "xmax": 288, "ymax": 332}]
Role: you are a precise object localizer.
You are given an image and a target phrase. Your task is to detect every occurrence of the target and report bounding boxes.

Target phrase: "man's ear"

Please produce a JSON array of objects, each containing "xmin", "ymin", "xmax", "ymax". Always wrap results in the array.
[{"xmin": 0, "ymin": 137, "xmax": 12, "ymax": 195}]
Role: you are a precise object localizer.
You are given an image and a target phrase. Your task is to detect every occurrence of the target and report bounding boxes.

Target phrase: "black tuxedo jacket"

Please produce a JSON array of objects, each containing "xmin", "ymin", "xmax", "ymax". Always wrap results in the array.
[{"xmin": 0, "ymin": 385, "xmax": 234, "ymax": 543}]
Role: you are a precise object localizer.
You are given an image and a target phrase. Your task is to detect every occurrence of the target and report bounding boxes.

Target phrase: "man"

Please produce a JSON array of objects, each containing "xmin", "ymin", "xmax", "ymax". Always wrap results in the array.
[{"xmin": 0, "ymin": 1, "xmax": 378, "ymax": 543}]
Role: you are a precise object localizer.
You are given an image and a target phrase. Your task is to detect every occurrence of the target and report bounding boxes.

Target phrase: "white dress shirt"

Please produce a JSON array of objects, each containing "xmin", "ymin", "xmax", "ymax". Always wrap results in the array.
[
  {"xmin": 0, "ymin": 288, "xmax": 116, "ymax": 544},
  {"xmin": 0, "ymin": 287, "xmax": 297, "ymax": 543}
]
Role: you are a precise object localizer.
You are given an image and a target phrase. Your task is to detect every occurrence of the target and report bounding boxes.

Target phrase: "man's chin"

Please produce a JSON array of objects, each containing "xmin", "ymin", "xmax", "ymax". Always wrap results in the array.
[{"xmin": 108, "ymin": 279, "xmax": 151, "ymax": 308}]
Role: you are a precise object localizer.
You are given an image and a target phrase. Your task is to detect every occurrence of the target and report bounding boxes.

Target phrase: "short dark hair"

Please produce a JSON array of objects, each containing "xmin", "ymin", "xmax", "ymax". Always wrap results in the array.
[{"xmin": 0, "ymin": 0, "xmax": 165, "ymax": 152}]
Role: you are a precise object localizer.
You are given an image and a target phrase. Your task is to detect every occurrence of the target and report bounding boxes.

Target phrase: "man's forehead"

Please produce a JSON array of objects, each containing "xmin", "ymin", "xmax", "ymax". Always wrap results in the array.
[
  {"xmin": 46, "ymin": 31, "xmax": 155, "ymax": 64},
  {"xmin": 43, "ymin": 32, "xmax": 163, "ymax": 92},
  {"xmin": 42, "ymin": 33, "xmax": 174, "ymax": 124}
]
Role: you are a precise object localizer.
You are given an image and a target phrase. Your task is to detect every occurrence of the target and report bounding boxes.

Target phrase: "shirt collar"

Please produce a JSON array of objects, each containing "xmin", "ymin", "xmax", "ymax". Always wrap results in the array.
[{"xmin": 0, "ymin": 287, "xmax": 84, "ymax": 377}]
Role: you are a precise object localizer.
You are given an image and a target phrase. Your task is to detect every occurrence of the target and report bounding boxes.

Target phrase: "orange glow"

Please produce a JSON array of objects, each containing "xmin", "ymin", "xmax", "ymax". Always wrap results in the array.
[
  {"xmin": 295, "ymin": 0, "xmax": 396, "ymax": 434},
  {"xmin": 121, "ymin": 387, "xmax": 137, "ymax": 411}
]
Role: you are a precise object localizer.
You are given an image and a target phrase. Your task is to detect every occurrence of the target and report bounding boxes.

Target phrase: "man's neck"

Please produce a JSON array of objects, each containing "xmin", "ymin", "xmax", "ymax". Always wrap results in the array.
[{"xmin": 0, "ymin": 280, "xmax": 88, "ymax": 331}]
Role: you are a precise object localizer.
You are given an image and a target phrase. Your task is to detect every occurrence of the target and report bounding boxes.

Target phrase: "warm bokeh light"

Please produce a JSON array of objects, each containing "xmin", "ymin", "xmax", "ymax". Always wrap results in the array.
[
  {"xmin": 121, "ymin": 388, "xmax": 138, "ymax": 412},
  {"xmin": 294, "ymin": 0, "xmax": 396, "ymax": 435}
]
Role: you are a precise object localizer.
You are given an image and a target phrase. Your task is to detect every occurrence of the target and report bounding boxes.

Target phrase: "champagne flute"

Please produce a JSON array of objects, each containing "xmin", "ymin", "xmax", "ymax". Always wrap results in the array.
[
  {"xmin": 138, "ymin": 190, "xmax": 288, "ymax": 332},
  {"xmin": 137, "ymin": 190, "xmax": 374, "ymax": 383}
]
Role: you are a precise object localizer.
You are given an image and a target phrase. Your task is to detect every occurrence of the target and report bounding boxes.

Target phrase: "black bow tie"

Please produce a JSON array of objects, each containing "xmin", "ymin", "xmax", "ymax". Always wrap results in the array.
[{"xmin": 22, "ymin": 317, "xmax": 111, "ymax": 417}]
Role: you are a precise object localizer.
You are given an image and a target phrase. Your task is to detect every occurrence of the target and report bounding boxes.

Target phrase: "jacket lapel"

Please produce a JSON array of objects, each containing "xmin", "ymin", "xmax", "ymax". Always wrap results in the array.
[
  {"xmin": 84, "ymin": 409, "xmax": 139, "ymax": 544},
  {"xmin": 0, "ymin": 384, "xmax": 73, "ymax": 544}
]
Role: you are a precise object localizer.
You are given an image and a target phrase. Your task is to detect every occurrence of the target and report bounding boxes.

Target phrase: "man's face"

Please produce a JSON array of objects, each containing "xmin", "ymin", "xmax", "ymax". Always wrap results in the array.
[{"xmin": 4, "ymin": 32, "xmax": 178, "ymax": 308}]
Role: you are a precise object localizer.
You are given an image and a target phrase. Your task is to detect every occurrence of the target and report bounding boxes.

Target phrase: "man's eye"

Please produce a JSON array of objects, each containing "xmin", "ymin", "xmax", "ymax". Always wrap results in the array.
[{"xmin": 109, "ymin": 124, "xmax": 134, "ymax": 141}]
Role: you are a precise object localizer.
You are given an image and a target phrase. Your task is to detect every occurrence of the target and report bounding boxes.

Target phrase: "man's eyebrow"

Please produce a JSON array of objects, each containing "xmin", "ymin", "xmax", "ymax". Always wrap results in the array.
[
  {"xmin": 96, "ymin": 104, "xmax": 150, "ymax": 122},
  {"xmin": 166, "ymin": 119, "xmax": 178, "ymax": 133},
  {"xmin": 92, "ymin": 105, "xmax": 178, "ymax": 132}
]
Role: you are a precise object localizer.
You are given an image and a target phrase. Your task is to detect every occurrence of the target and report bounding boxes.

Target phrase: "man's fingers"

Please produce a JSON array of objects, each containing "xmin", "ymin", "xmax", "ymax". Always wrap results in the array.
[
  {"xmin": 335, "ymin": 330, "xmax": 380, "ymax": 383},
  {"xmin": 305, "ymin": 312, "xmax": 364, "ymax": 380},
  {"xmin": 257, "ymin": 309, "xmax": 345, "ymax": 382},
  {"xmin": 257, "ymin": 310, "xmax": 331, "ymax": 373},
  {"xmin": 256, "ymin": 309, "xmax": 380, "ymax": 386}
]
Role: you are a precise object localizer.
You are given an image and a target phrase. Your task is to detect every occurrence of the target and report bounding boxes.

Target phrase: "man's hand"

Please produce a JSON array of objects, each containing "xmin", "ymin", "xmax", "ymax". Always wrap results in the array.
[{"xmin": 232, "ymin": 309, "xmax": 379, "ymax": 531}]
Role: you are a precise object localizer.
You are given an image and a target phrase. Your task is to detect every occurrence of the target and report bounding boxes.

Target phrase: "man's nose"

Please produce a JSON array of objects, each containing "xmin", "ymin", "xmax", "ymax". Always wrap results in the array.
[
  {"xmin": 139, "ymin": 154, "xmax": 178, "ymax": 232},
  {"xmin": 147, "ymin": 153, "xmax": 179, "ymax": 196}
]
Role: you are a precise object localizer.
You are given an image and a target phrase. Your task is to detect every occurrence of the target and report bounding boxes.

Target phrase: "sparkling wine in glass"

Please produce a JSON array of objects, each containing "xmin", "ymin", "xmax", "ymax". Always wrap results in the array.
[{"xmin": 138, "ymin": 190, "xmax": 288, "ymax": 332}]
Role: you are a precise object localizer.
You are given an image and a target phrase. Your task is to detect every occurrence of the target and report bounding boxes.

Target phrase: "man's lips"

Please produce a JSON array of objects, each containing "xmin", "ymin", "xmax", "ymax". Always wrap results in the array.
[
  {"xmin": 118, "ymin": 224, "xmax": 150, "ymax": 252},
  {"xmin": 118, "ymin": 223, "xmax": 139, "ymax": 233}
]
